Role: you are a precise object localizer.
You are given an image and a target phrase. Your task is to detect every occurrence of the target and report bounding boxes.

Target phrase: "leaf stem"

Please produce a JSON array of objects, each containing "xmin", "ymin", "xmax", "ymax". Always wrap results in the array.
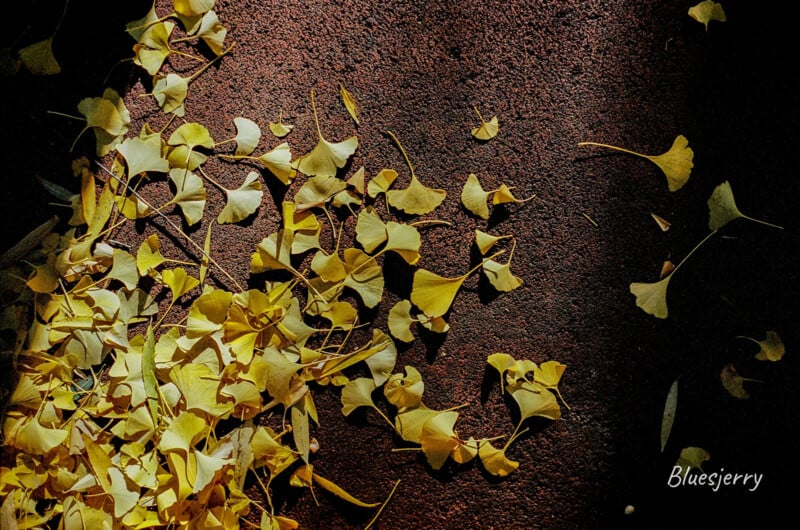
[
  {"xmin": 743, "ymin": 215, "xmax": 784, "ymax": 231},
  {"xmin": 409, "ymin": 219, "xmax": 452, "ymax": 227},
  {"xmin": 735, "ymin": 335, "xmax": 761, "ymax": 347},
  {"xmin": 577, "ymin": 141, "xmax": 646, "ymax": 159},
  {"xmin": 187, "ymin": 42, "xmax": 235, "ymax": 83},
  {"xmin": 47, "ymin": 110, "xmax": 84, "ymax": 121},
  {"xmin": 473, "ymin": 106, "xmax": 487, "ymax": 125},
  {"xmin": 364, "ymin": 479, "xmax": 401, "ymax": 530},
  {"xmin": 386, "ymin": 131, "xmax": 415, "ymax": 178},
  {"xmin": 671, "ymin": 230, "xmax": 718, "ymax": 277},
  {"xmin": 310, "ymin": 89, "xmax": 323, "ymax": 139}
]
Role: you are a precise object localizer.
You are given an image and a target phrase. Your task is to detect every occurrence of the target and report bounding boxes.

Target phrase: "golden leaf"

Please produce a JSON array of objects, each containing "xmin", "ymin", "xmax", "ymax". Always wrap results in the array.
[
  {"xmin": 388, "ymin": 300, "xmax": 415, "ymax": 343},
  {"xmin": 478, "ymin": 440, "xmax": 519, "ymax": 477},
  {"xmin": 218, "ymin": 171, "xmax": 263, "ymax": 224},
  {"xmin": 720, "ymin": 363, "xmax": 759, "ymax": 399},
  {"xmin": 341, "ymin": 377, "xmax": 377, "ymax": 416},
  {"xmin": 295, "ymin": 90, "xmax": 358, "ymax": 178},
  {"xmin": 384, "ymin": 365, "xmax": 424, "ymax": 409},
  {"xmin": 688, "ymin": 1, "xmax": 726, "ymax": 30},
  {"xmin": 269, "ymin": 109, "xmax": 294, "ymax": 138},
  {"xmin": 420, "ymin": 410, "xmax": 460, "ymax": 470},
  {"xmin": 675, "ymin": 446, "xmax": 710, "ymax": 476},
  {"xmin": 471, "ymin": 106, "xmax": 499, "ymax": 140},
  {"xmin": 340, "ymin": 85, "xmax": 360, "ymax": 125},
  {"xmin": 629, "ymin": 276, "xmax": 671, "ymax": 319},
  {"xmin": 233, "ymin": 116, "xmax": 261, "ymax": 156},
  {"xmin": 579, "ymin": 135, "xmax": 693, "ymax": 191},
  {"xmin": 461, "ymin": 173, "xmax": 491, "ymax": 219}
]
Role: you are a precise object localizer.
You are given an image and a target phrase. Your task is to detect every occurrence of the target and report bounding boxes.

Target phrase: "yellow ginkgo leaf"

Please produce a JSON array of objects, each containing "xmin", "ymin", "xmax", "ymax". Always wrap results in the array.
[
  {"xmin": 321, "ymin": 300, "xmax": 358, "ymax": 330},
  {"xmin": 367, "ymin": 168, "xmax": 398, "ymax": 198},
  {"xmin": 482, "ymin": 259, "xmax": 523, "ymax": 292},
  {"xmin": 250, "ymin": 230, "xmax": 293, "ymax": 273},
  {"xmin": 411, "ymin": 255, "xmax": 492, "ymax": 317},
  {"xmin": 10, "ymin": 416, "xmax": 68, "ymax": 455},
  {"xmin": 533, "ymin": 360, "xmax": 570, "ymax": 409},
  {"xmin": 340, "ymin": 85, "xmax": 359, "ymax": 125},
  {"xmin": 192, "ymin": 441, "xmax": 233, "ymax": 494},
  {"xmin": 158, "ymin": 411, "xmax": 207, "ymax": 453},
  {"xmin": 471, "ymin": 107, "xmax": 499, "ymax": 140},
  {"xmin": 342, "ymin": 248, "xmax": 384, "ymax": 308},
  {"xmin": 187, "ymin": 287, "xmax": 232, "ymax": 338},
  {"xmin": 137, "ymin": 234, "xmax": 166, "ymax": 276},
  {"xmin": 108, "ymin": 248, "xmax": 139, "ymax": 290},
  {"xmin": 269, "ymin": 109, "xmax": 294, "ymax": 138},
  {"xmin": 578, "ymin": 135, "xmax": 693, "ymax": 191},
  {"xmin": 420, "ymin": 410, "xmax": 460, "ymax": 471},
  {"xmin": 754, "ymin": 331, "xmax": 785, "ymax": 362},
  {"xmin": 133, "ymin": 21, "xmax": 174, "ymax": 75},
  {"xmin": 168, "ymin": 168, "xmax": 206, "ymax": 225},
  {"xmin": 233, "ymin": 117, "xmax": 261, "ymax": 156},
  {"xmin": 385, "ymin": 222, "xmax": 421, "ymax": 264},
  {"xmin": 451, "ymin": 437, "xmax": 479, "ymax": 464},
  {"xmin": 384, "ymin": 365, "xmax": 424, "ymax": 409},
  {"xmin": 387, "ymin": 174, "xmax": 446, "ymax": 216},
  {"xmin": 629, "ymin": 275, "xmax": 671, "ymax": 319},
  {"xmin": 461, "ymin": 173, "xmax": 491, "ymax": 219},
  {"xmin": 26, "ymin": 253, "xmax": 59, "ymax": 293},
  {"xmin": 492, "ymin": 184, "xmax": 534, "ymax": 205},
  {"xmin": 218, "ymin": 171, "xmax": 263, "ymax": 224},
  {"xmin": 385, "ymin": 131, "xmax": 445, "ymax": 215},
  {"xmin": 258, "ymin": 142, "xmax": 296, "ymax": 184},
  {"xmin": 311, "ymin": 250, "xmax": 347, "ymax": 283},
  {"xmin": 294, "ymin": 175, "xmax": 347, "ymax": 211},
  {"xmin": 162, "ymin": 267, "xmax": 200, "ymax": 299},
  {"xmin": 108, "ymin": 466, "xmax": 139, "ymax": 518},
  {"xmin": 9, "ymin": 375, "xmax": 42, "ymax": 409},
  {"xmin": 356, "ymin": 207, "xmax": 387, "ymax": 253},
  {"xmin": 153, "ymin": 73, "xmax": 188, "ymax": 117},
  {"xmin": 710, "ymin": 181, "xmax": 783, "ymax": 230},
  {"xmin": 720, "ymin": 363, "xmax": 757, "ymax": 399},
  {"xmin": 708, "ymin": 181, "xmax": 743, "ymax": 230},
  {"xmin": 388, "ymin": 300, "xmax": 415, "ymax": 343},
  {"xmin": 295, "ymin": 90, "xmax": 358, "ymax": 178},
  {"xmin": 173, "ymin": 0, "xmax": 215, "ymax": 24},
  {"xmin": 363, "ymin": 329, "xmax": 397, "ymax": 386},
  {"xmin": 675, "ymin": 447, "xmax": 710, "ymax": 476},
  {"xmin": 196, "ymin": 10, "xmax": 227, "ymax": 55},
  {"xmin": 688, "ymin": 1, "xmax": 726, "ymax": 30},
  {"xmin": 418, "ymin": 313, "xmax": 450, "ymax": 334},
  {"xmin": 478, "ymin": 440, "xmax": 519, "ymax": 477},
  {"xmin": 76, "ymin": 88, "xmax": 130, "ymax": 155},
  {"xmin": 116, "ymin": 133, "xmax": 169, "ymax": 177},
  {"xmin": 395, "ymin": 405, "xmax": 439, "ymax": 444},
  {"xmin": 19, "ymin": 37, "xmax": 60, "ymax": 75},
  {"xmin": 126, "ymin": 3, "xmax": 159, "ymax": 41},
  {"xmin": 341, "ymin": 377, "xmax": 377, "ymax": 416},
  {"xmin": 169, "ymin": 122, "xmax": 215, "ymax": 150},
  {"xmin": 508, "ymin": 381, "xmax": 561, "ymax": 421},
  {"xmin": 474, "ymin": 230, "xmax": 511, "ymax": 255}
]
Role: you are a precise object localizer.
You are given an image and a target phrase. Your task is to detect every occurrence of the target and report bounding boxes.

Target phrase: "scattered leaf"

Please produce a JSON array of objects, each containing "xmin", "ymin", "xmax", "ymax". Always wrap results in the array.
[
  {"xmin": 675, "ymin": 447, "xmax": 710, "ymax": 477},
  {"xmin": 688, "ymin": 1, "xmax": 726, "ymax": 30},
  {"xmin": 629, "ymin": 276, "xmax": 671, "ymax": 319},
  {"xmin": 753, "ymin": 331, "xmax": 785, "ymax": 362},
  {"xmin": 661, "ymin": 378, "xmax": 678, "ymax": 453},
  {"xmin": 579, "ymin": 135, "xmax": 693, "ymax": 191},
  {"xmin": 708, "ymin": 181, "xmax": 784, "ymax": 231},
  {"xmin": 720, "ymin": 363, "xmax": 759, "ymax": 399},
  {"xmin": 420, "ymin": 411, "xmax": 460, "ymax": 470},
  {"xmin": 233, "ymin": 116, "xmax": 261, "ymax": 156},
  {"xmin": 269, "ymin": 109, "xmax": 294, "ymax": 138},
  {"xmin": 651, "ymin": 213, "xmax": 671, "ymax": 232},
  {"xmin": 19, "ymin": 37, "xmax": 61, "ymax": 75},
  {"xmin": 385, "ymin": 131, "xmax": 445, "ymax": 215},
  {"xmin": 478, "ymin": 440, "xmax": 518, "ymax": 477},
  {"xmin": 295, "ymin": 90, "xmax": 358, "ymax": 178},
  {"xmin": 461, "ymin": 173, "xmax": 491, "ymax": 219},
  {"xmin": 471, "ymin": 107, "xmax": 499, "ymax": 140},
  {"xmin": 340, "ymin": 85, "xmax": 360, "ymax": 125},
  {"xmin": 218, "ymin": 171, "xmax": 263, "ymax": 224}
]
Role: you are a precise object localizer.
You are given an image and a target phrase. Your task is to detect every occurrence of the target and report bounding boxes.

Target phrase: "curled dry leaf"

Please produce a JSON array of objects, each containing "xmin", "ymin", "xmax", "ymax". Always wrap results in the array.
[{"xmin": 720, "ymin": 363, "xmax": 760, "ymax": 399}]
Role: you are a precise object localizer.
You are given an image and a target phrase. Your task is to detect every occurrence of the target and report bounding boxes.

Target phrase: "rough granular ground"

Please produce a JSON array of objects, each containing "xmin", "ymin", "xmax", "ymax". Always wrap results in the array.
[{"xmin": 2, "ymin": 1, "xmax": 798, "ymax": 528}]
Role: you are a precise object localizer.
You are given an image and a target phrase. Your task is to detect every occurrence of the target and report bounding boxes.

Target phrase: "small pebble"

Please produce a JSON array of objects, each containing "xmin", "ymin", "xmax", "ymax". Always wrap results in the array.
[{"xmin": 624, "ymin": 505, "xmax": 635, "ymax": 515}]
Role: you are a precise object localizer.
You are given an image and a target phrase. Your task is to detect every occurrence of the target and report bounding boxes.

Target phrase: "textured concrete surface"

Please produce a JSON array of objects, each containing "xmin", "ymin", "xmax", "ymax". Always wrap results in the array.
[{"xmin": 2, "ymin": 0, "xmax": 798, "ymax": 528}]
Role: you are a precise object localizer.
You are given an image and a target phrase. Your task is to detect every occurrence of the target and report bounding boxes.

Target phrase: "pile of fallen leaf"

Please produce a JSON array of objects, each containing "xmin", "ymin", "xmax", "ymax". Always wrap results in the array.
[{"xmin": 0, "ymin": 1, "xmax": 570, "ymax": 528}]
